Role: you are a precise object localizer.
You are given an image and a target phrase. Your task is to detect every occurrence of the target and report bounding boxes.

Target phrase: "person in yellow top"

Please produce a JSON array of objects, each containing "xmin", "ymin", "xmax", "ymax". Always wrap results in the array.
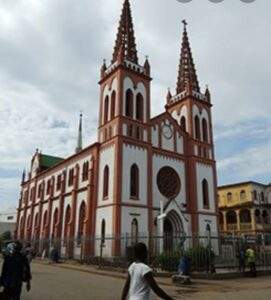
[{"xmin": 246, "ymin": 246, "xmax": 256, "ymax": 277}]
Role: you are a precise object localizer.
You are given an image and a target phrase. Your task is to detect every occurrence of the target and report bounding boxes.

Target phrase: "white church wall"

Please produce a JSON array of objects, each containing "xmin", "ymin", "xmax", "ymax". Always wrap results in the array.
[
  {"xmin": 122, "ymin": 144, "xmax": 148, "ymax": 205},
  {"xmin": 95, "ymin": 206, "xmax": 114, "ymax": 257},
  {"xmin": 152, "ymin": 154, "xmax": 186, "ymax": 209},
  {"xmin": 196, "ymin": 163, "xmax": 215, "ymax": 213},
  {"xmin": 176, "ymin": 133, "xmax": 184, "ymax": 154},
  {"xmin": 98, "ymin": 145, "xmax": 115, "ymax": 205}
]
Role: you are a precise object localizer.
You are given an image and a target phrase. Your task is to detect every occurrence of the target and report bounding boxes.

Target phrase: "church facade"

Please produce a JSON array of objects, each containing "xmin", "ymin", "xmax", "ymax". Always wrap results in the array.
[{"xmin": 16, "ymin": 0, "xmax": 218, "ymax": 257}]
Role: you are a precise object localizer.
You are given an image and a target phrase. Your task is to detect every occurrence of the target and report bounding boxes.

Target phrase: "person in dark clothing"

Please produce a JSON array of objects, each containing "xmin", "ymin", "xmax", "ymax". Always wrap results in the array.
[{"xmin": 0, "ymin": 241, "xmax": 32, "ymax": 300}]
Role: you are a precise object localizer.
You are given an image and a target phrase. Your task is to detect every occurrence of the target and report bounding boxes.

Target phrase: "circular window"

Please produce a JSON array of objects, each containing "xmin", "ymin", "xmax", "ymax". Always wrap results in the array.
[{"xmin": 157, "ymin": 166, "xmax": 181, "ymax": 199}]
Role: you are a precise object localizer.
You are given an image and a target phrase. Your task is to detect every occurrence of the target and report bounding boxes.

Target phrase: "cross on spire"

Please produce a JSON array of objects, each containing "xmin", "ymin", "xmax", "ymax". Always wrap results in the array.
[
  {"xmin": 176, "ymin": 20, "xmax": 200, "ymax": 95},
  {"xmin": 112, "ymin": 0, "xmax": 138, "ymax": 64}
]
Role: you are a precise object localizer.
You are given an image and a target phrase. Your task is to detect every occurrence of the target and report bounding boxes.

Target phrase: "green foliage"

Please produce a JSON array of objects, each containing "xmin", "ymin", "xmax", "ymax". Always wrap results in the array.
[{"xmin": 156, "ymin": 245, "xmax": 215, "ymax": 272}]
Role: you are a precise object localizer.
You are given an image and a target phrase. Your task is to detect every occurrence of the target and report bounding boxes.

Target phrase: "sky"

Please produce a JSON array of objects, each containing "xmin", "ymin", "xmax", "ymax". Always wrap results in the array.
[{"xmin": 0, "ymin": 0, "xmax": 270, "ymax": 212}]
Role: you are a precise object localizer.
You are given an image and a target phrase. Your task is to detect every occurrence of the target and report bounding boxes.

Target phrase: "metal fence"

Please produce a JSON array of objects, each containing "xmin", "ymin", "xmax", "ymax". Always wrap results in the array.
[{"xmin": 6, "ymin": 233, "xmax": 271, "ymax": 273}]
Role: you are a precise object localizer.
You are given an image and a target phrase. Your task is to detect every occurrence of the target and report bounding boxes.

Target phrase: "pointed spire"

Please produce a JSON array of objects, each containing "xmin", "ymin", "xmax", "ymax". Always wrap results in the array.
[
  {"xmin": 144, "ymin": 56, "xmax": 150, "ymax": 76},
  {"xmin": 167, "ymin": 88, "xmax": 172, "ymax": 104},
  {"xmin": 21, "ymin": 169, "xmax": 26, "ymax": 184},
  {"xmin": 205, "ymin": 85, "xmax": 211, "ymax": 102},
  {"xmin": 75, "ymin": 112, "xmax": 83, "ymax": 154},
  {"xmin": 176, "ymin": 20, "xmax": 200, "ymax": 95},
  {"xmin": 112, "ymin": 0, "xmax": 138, "ymax": 64},
  {"xmin": 100, "ymin": 59, "xmax": 107, "ymax": 78}
]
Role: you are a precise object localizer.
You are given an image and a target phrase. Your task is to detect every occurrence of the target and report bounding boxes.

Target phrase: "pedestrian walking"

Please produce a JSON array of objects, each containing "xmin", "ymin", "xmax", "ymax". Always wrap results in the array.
[
  {"xmin": 237, "ymin": 247, "xmax": 246, "ymax": 273},
  {"xmin": 246, "ymin": 246, "xmax": 257, "ymax": 277},
  {"xmin": 121, "ymin": 243, "xmax": 174, "ymax": 300},
  {"xmin": 0, "ymin": 241, "xmax": 32, "ymax": 300}
]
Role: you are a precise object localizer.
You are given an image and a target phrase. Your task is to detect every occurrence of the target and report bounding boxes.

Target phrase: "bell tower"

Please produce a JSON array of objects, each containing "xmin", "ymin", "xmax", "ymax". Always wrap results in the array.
[
  {"xmin": 166, "ymin": 21, "xmax": 218, "ymax": 236},
  {"xmin": 98, "ymin": 0, "xmax": 151, "ymax": 144}
]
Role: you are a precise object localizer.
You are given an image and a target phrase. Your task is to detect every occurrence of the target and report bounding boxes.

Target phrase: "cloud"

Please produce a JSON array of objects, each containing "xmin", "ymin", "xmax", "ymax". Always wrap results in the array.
[{"xmin": 0, "ymin": 0, "xmax": 270, "ymax": 211}]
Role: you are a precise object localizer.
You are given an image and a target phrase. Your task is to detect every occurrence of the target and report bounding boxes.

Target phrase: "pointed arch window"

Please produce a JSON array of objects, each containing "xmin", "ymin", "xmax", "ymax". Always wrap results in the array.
[
  {"xmin": 110, "ymin": 91, "xmax": 116, "ymax": 120},
  {"xmin": 202, "ymin": 118, "xmax": 208, "ymax": 142},
  {"xmin": 180, "ymin": 116, "xmax": 186, "ymax": 132},
  {"xmin": 52, "ymin": 208, "xmax": 59, "ymax": 240},
  {"xmin": 194, "ymin": 116, "xmax": 200, "ymax": 139},
  {"xmin": 130, "ymin": 164, "xmax": 139, "ymax": 198},
  {"xmin": 64, "ymin": 205, "xmax": 71, "ymax": 244},
  {"xmin": 42, "ymin": 210, "xmax": 48, "ymax": 237},
  {"xmin": 103, "ymin": 166, "xmax": 109, "ymax": 199},
  {"xmin": 131, "ymin": 218, "xmax": 139, "ymax": 245},
  {"xmin": 125, "ymin": 89, "xmax": 133, "ymax": 118},
  {"xmin": 101, "ymin": 219, "xmax": 106, "ymax": 245},
  {"xmin": 77, "ymin": 201, "xmax": 86, "ymax": 244},
  {"xmin": 202, "ymin": 179, "xmax": 210, "ymax": 209},
  {"xmin": 104, "ymin": 96, "xmax": 109, "ymax": 124},
  {"xmin": 136, "ymin": 93, "xmax": 144, "ymax": 121}
]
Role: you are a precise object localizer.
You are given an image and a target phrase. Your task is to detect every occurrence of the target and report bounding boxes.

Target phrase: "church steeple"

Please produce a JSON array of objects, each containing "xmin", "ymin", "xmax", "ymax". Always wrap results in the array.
[
  {"xmin": 75, "ymin": 113, "xmax": 83, "ymax": 154},
  {"xmin": 176, "ymin": 20, "xmax": 200, "ymax": 95},
  {"xmin": 112, "ymin": 0, "xmax": 138, "ymax": 64}
]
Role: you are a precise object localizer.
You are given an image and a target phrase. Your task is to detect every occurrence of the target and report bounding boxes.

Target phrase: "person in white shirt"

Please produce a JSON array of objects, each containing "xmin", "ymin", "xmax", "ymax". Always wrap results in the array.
[{"xmin": 121, "ymin": 243, "xmax": 173, "ymax": 300}]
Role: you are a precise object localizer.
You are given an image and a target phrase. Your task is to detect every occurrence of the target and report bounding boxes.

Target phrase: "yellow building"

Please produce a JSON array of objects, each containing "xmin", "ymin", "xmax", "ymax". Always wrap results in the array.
[{"xmin": 218, "ymin": 181, "xmax": 271, "ymax": 238}]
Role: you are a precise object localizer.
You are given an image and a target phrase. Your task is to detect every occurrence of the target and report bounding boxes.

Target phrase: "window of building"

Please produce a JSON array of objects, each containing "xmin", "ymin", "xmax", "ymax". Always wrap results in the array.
[
  {"xmin": 131, "ymin": 218, "xmax": 139, "ymax": 245},
  {"xmin": 202, "ymin": 179, "xmax": 209, "ymax": 209},
  {"xmin": 261, "ymin": 191, "xmax": 265, "ymax": 202},
  {"xmin": 180, "ymin": 116, "xmax": 186, "ymax": 132},
  {"xmin": 52, "ymin": 208, "xmax": 59, "ymax": 240},
  {"xmin": 56, "ymin": 174, "xmax": 62, "ymax": 191},
  {"xmin": 42, "ymin": 211, "xmax": 48, "ymax": 234},
  {"xmin": 103, "ymin": 166, "xmax": 109, "ymax": 199},
  {"xmin": 101, "ymin": 219, "xmax": 106, "ymax": 245},
  {"xmin": 30, "ymin": 187, "xmax": 35, "ymax": 202},
  {"xmin": 227, "ymin": 192, "xmax": 233, "ymax": 202},
  {"xmin": 240, "ymin": 190, "xmax": 246, "ymax": 201},
  {"xmin": 253, "ymin": 190, "xmax": 258, "ymax": 200},
  {"xmin": 136, "ymin": 126, "xmax": 141, "ymax": 139},
  {"xmin": 82, "ymin": 162, "xmax": 89, "ymax": 182},
  {"xmin": 46, "ymin": 180, "xmax": 51, "ymax": 195},
  {"xmin": 104, "ymin": 96, "xmax": 109, "ymax": 124},
  {"xmin": 130, "ymin": 164, "xmax": 139, "ymax": 199},
  {"xmin": 68, "ymin": 169, "xmax": 74, "ymax": 186},
  {"xmin": 111, "ymin": 91, "xmax": 116, "ymax": 120},
  {"xmin": 136, "ymin": 93, "xmax": 144, "ymax": 121},
  {"xmin": 202, "ymin": 118, "xmax": 208, "ymax": 142},
  {"xmin": 77, "ymin": 201, "xmax": 86, "ymax": 244},
  {"xmin": 125, "ymin": 89, "xmax": 133, "ymax": 118},
  {"xmin": 7, "ymin": 216, "xmax": 14, "ymax": 221},
  {"xmin": 262, "ymin": 210, "xmax": 269, "ymax": 224},
  {"xmin": 64, "ymin": 206, "xmax": 71, "ymax": 244},
  {"xmin": 38, "ymin": 184, "xmax": 43, "ymax": 198},
  {"xmin": 128, "ymin": 124, "xmax": 133, "ymax": 137},
  {"xmin": 194, "ymin": 116, "xmax": 200, "ymax": 139}
]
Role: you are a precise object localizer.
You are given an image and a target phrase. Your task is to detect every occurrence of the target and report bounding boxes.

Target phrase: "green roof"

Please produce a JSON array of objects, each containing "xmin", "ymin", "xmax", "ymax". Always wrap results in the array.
[{"xmin": 40, "ymin": 154, "xmax": 63, "ymax": 169}]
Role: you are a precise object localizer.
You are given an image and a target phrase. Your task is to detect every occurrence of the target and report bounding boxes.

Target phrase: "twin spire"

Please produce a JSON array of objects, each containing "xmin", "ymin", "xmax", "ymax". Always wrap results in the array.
[
  {"xmin": 112, "ymin": 0, "xmax": 138, "ymax": 64},
  {"xmin": 176, "ymin": 20, "xmax": 200, "ymax": 95},
  {"xmin": 75, "ymin": 113, "xmax": 83, "ymax": 154}
]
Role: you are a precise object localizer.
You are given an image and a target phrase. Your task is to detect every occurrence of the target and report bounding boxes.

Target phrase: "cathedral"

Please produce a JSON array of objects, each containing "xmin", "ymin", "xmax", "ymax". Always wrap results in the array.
[{"xmin": 16, "ymin": 0, "xmax": 218, "ymax": 257}]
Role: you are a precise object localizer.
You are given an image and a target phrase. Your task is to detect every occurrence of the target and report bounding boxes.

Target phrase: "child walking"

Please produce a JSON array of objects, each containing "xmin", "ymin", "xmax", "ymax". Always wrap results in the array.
[{"xmin": 122, "ymin": 243, "xmax": 174, "ymax": 300}]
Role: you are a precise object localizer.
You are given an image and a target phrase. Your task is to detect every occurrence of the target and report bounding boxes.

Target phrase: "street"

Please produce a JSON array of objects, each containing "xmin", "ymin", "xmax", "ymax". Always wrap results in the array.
[{"xmin": 1, "ymin": 261, "xmax": 271, "ymax": 299}]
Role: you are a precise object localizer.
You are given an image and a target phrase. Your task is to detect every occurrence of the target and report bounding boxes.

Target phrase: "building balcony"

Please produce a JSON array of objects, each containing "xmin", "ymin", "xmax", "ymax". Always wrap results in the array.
[
  {"xmin": 256, "ymin": 223, "xmax": 271, "ymax": 231},
  {"xmin": 240, "ymin": 223, "xmax": 252, "ymax": 231},
  {"xmin": 226, "ymin": 224, "xmax": 238, "ymax": 231}
]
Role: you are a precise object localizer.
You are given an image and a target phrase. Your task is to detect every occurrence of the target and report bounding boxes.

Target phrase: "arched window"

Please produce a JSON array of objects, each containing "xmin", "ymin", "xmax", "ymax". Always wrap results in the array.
[
  {"xmin": 136, "ymin": 93, "xmax": 144, "ymax": 121},
  {"xmin": 255, "ymin": 209, "xmax": 261, "ymax": 224},
  {"xmin": 202, "ymin": 179, "xmax": 209, "ymax": 209},
  {"xmin": 202, "ymin": 118, "xmax": 208, "ymax": 142},
  {"xmin": 261, "ymin": 191, "xmax": 265, "ymax": 202},
  {"xmin": 131, "ymin": 218, "xmax": 139, "ymax": 245},
  {"xmin": 64, "ymin": 206, "xmax": 71, "ymax": 243},
  {"xmin": 34, "ymin": 213, "xmax": 39, "ymax": 228},
  {"xmin": 104, "ymin": 96, "xmax": 109, "ymax": 124},
  {"xmin": 194, "ymin": 116, "xmax": 200, "ymax": 139},
  {"xmin": 52, "ymin": 208, "xmax": 59, "ymax": 240},
  {"xmin": 227, "ymin": 192, "xmax": 233, "ymax": 202},
  {"xmin": 103, "ymin": 166, "xmax": 109, "ymax": 199},
  {"xmin": 262, "ymin": 210, "xmax": 269, "ymax": 224},
  {"xmin": 240, "ymin": 190, "xmax": 246, "ymax": 201},
  {"xmin": 240, "ymin": 209, "xmax": 251, "ymax": 223},
  {"xmin": 110, "ymin": 91, "xmax": 116, "ymax": 120},
  {"xmin": 77, "ymin": 202, "xmax": 86, "ymax": 244},
  {"xmin": 42, "ymin": 210, "xmax": 48, "ymax": 238},
  {"xmin": 180, "ymin": 116, "xmax": 186, "ymax": 132},
  {"xmin": 27, "ymin": 215, "xmax": 31, "ymax": 229},
  {"xmin": 125, "ymin": 89, "xmax": 133, "ymax": 118},
  {"xmin": 130, "ymin": 164, "xmax": 139, "ymax": 198},
  {"xmin": 226, "ymin": 210, "xmax": 237, "ymax": 224},
  {"xmin": 101, "ymin": 219, "xmax": 106, "ymax": 245}
]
